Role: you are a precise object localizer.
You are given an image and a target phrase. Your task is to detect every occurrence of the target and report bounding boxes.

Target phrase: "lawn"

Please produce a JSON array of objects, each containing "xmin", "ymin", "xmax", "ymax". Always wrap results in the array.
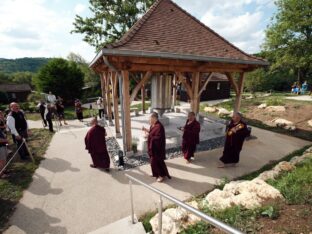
[
  {"xmin": 26, "ymin": 106, "xmax": 93, "ymax": 121},
  {"xmin": 0, "ymin": 129, "xmax": 54, "ymax": 232}
]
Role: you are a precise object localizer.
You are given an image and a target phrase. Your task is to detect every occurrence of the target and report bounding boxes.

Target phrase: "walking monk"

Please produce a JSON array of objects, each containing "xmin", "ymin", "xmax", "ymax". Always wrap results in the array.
[
  {"xmin": 85, "ymin": 118, "xmax": 110, "ymax": 171},
  {"xmin": 181, "ymin": 112, "xmax": 200, "ymax": 163},
  {"xmin": 219, "ymin": 112, "xmax": 249, "ymax": 168},
  {"xmin": 142, "ymin": 112, "xmax": 171, "ymax": 182}
]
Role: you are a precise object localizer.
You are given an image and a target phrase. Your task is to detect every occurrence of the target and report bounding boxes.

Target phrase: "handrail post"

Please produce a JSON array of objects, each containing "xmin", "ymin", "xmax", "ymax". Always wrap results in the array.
[
  {"xmin": 129, "ymin": 180, "xmax": 135, "ymax": 224},
  {"xmin": 158, "ymin": 195, "xmax": 163, "ymax": 234}
]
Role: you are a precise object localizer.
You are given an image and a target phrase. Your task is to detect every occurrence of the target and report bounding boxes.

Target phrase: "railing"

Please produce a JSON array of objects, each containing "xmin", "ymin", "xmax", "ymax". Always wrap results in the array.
[{"xmin": 125, "ymin": 174, "xmax": 244, "ymax": 234}]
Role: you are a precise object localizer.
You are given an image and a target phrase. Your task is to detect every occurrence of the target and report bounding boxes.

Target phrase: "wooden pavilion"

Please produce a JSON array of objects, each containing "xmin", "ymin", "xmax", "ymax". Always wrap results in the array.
[{"xmin": 89, "ymin": 0, "xmax": 268, "ymax": 153}]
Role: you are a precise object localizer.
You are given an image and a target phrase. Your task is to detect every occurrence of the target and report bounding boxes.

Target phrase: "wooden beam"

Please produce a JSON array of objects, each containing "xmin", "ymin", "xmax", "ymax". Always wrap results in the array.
[
  {"xmin": 191, "ymin": 72, "xmax": 200, "ymax": 114},
  {"xmin": 121, "ymin": 70, "xmax": 132, "ymax": 152},
  {"xmin": 176, "ymin": 72, "xmax": 193, "ymax": 99},
  {"xmin": 105, "ymin": 73, "xmax": 113, "ymax": 125},
  {"xmin": 101, "ymin": 73, "xmax": 108, "ymax": 115},
  {"xmin": 111, "ymin": 72, "xmax": 121, "ymax": 136},
  {"xmin": 225, "ymin": 72, "xmax": 239, "ymax": 95},
  {"xmin": 198, "ymin": 72, "xmax": 213, "ymax": 97},
  {"xmin": 234, "ymin": 72, "xmax": 245, "ymax": 112},
  {"xmin": 130, "ymin": 71, "xmax": 152, "ymax": 104},
  {"xmin": 172, "ymin": 74, "xmax": 177, "ymax": 109}
]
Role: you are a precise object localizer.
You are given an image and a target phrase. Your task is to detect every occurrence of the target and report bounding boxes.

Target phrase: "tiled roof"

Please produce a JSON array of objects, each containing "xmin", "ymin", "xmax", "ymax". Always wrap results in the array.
[
  {"xmin": 104, "ymin": 0, "xmax": 265, "ymax": 64},
  {"xmin": 0, "ymin": 84, "xmax": 31, "ymax": 92}
]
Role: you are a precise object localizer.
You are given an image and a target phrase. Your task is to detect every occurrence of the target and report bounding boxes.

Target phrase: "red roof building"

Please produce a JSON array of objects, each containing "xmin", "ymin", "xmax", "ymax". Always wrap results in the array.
[{"xmin": 90, "ymin": 0, "xmax": 268, "ymax": 151}]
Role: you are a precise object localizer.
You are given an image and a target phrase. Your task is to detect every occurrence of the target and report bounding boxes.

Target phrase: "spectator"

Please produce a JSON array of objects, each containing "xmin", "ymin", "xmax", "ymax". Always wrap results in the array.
[
  {"xmin": 55, "ymin": 97, "xmax": 67, "ymax": 126},
  {"xmin": 0, "ymin": 126, "xmax": 8, "ymax": 178},
  {"xmin": 44, "ymin": 104, "xmax": 54, "ymax": 132},
  {"xmin": 6, "ymin": 102, "xmax": 30, "ymax": 160},
  {"xmin": 37, "ymin": 101, "xmax": 47, "ymax": 127},
  {"xmin": 47, "ymin": 91, "xmax": 57, "ymax": 104},
  {"xmin": 96, "ymin": 97, "xmax": 105, "ymax": 119},
  {"xmin": 75, "ymin": 99, "xmax": 83, "ymax": 122}
]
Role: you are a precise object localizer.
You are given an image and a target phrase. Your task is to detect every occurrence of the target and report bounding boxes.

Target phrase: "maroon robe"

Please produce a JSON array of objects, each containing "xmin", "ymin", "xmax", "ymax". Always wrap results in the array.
[
  {"xmin": 147, "ymin": 121, "xmax": 171, "ymax": 179},
  {"xmin": 85, "ymin": 125, "xmax": 110, "ymax": 169},
  {"xmin": 182, "ymin": 119, "xmax": 201, "ymax": 160},
  {"xmin": 219, "ymin": 120, "xmax": 249, "ymax": 164}
]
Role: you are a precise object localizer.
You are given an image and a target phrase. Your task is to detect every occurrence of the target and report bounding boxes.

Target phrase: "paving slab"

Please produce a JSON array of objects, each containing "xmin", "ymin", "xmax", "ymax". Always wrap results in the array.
[{"xmin": 4, "ymin": 124, "xmax": 310, "ymax": 234}]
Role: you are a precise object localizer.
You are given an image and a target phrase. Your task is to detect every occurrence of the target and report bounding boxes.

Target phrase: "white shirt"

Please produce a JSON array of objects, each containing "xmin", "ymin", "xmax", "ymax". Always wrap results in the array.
[
  {"xmin": 47, "ymin": 94, "xmax": 57, "ymax": 104},
  {"xmin": 6, "ymin": 112, "xmax": 28, "ymax": 137}
]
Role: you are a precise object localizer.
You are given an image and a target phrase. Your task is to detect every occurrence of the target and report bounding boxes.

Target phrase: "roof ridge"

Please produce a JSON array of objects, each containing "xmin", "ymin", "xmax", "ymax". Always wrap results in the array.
[
  {"xmin": 168, "ymin": 0, "xmax": 264, "ymax": 62},
  {"xmin": 107, "ymin": 0, "xmax": 165, "ymax": 48}
]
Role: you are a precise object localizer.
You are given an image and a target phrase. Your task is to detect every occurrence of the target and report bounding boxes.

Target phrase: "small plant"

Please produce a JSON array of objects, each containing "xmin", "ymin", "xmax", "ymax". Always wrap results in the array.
[
  {"xmin": 260, "ymin": 205, "xmax": 280, "ymax": 219},
  {"xmin": 265, "ymin": 97, "xmax": 285, "ymax": 106},
  {"xmin": 215, "ymin": 177, "xmax": 230, "ymax": 190}
]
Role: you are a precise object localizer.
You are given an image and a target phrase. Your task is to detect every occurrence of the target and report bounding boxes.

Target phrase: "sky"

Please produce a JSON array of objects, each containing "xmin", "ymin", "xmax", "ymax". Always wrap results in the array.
[{"xmin": 0, "ymin": 0, "xmax": 276, "ymax": 62}]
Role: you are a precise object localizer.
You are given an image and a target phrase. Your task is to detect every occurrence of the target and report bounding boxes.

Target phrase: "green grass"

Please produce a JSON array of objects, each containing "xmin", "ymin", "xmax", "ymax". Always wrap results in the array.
[
  {"xmin": 181, "ymin": 204, "xmax": 281, "ymax": 234},
  {"xmin": 0, "ymin": 129, "xmax": 54, "ymax": 232},
  {"xmin": 26, "ymin": 106, "xmax": 93, "ymax": 121},
  {"xmin": 139, "ymin": 211, "xmax": 157, "ymax": 233},
  {"xmin": 268, "ymin": 158, "xmax": 312, "ymax": 205},
  {"xmin": 238, "ymin": 145, "xmax": 311, "ymax": 181},
  {"xmin": 265, "ymin": 96, "xmax": 285, "ymax": 106},
  {"xmin": 130, "ymin": 102, "xmax": 151, "ymax": 112}
]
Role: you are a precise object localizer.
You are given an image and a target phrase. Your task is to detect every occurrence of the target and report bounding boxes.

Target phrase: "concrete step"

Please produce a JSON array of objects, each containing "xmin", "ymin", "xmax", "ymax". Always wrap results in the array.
[{"xmin": 88, "ymin": 215, "xmax": 146, "ymax": 234}]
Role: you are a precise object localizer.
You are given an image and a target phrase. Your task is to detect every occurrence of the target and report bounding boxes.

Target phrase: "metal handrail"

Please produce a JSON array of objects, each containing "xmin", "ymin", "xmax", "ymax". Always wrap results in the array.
[{"xmin": 125, "ymin": 174, "xmax": 243, "ymax": 234}]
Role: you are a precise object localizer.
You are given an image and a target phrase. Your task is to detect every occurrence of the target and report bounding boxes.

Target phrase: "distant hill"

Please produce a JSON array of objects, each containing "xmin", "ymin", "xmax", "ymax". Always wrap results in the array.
[{"xmin": 0, "ymin": 57, "xmax": 51, "ymax": 74}]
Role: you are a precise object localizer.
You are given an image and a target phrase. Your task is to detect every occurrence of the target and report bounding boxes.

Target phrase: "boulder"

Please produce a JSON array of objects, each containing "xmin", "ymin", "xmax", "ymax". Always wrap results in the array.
[
  {"xmin": 217, "ymin": 108, "xmax": 231, "ymax": 117},
  {"xmin": 257, "ymin": 103, "xmax": 267, "ymax": 109},
  {"xmin": 150, "ymin": 201, "xmax": 200, "ymax": 234},
  {"xmin": 308, "ymin": 120, "xmax": 312, "ymax": 128},
  {"xmin": 266, "ymin": 106, "xmax": 286, "ymax": 112},
  {"xmin": 272, "ymin": 118, "xmax": 296, "ymax": 131},
  {"xmin": 203, "ymin": 178, "xmax": 283, "ymax": 210},
  {"xmin": 204, "ymin": 106, "xmax": 217, "ymax": 113}
]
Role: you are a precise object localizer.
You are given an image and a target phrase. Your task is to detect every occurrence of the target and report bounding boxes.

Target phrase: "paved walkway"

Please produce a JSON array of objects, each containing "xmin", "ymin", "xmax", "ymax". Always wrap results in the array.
[
  {"xmin": 4, "ymin": 124, "xmax": 310, "ymax": 234},
  {"xmin": 285, "ymin": 95, "xmax": 312, "ymax": 101}
]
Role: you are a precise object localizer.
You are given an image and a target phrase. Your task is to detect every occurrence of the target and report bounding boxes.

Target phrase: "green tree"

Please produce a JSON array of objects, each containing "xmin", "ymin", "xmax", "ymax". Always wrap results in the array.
[
  {"xmin": 34, "ymin": 58, "xmax": 84, "ymax": 102},
  {"xmin": 71, "ymin": 0, "xmax": 155, "ymax": 50},
  {"xmin": 10, "ymin": 72, "xmax": 34, "ymax": 86},
  {"xmin": 0, "ymin": 72, "xmax": 11, "ymax": 84},
  {"xmin": 263, "ymin": 0, "xmax": 312, "ymax": 83}
]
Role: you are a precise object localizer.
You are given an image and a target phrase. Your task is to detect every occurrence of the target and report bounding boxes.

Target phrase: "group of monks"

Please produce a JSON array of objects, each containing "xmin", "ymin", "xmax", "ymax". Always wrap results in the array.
[{"xmin": 84, "ymin": 111, "xmax": 249, "ymax": 183}]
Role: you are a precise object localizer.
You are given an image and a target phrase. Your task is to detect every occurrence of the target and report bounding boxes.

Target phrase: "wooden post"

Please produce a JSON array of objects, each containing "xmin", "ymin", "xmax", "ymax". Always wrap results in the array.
[
  {"xmin": 172, "ymin": 74, "xmax": 177, "ymax": 110},
  {"xmin": 141, "ymin": 84, "xmax": 145, "ymax": 114},
  {"xmin": 122, "ymin": 70, "xmax": 132, "ymax": 152},
  {"xmin": 111, "ymin": 72, "xmax": 121, "ymax": 137},
  {"xmin": 191, "ymin": 72, "xmax": 200, "ymax": 114},
  {"xmin": 106, "ymin": 73, "xmax": 113, "ymax": 125},
  {"xmin": 234, "ymin": 72, "xmax": 245, "ymax": 112},
  {"xmin": 101, "ymin": 73, "xmax": 108, "ymax": 116}
]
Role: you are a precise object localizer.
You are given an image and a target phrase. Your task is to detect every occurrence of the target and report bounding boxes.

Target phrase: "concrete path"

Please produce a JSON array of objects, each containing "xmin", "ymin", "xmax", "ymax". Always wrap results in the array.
[
  {"xmin": 285, "ymin": 95, "xmax": 312, "ymax": 101},
  {"xmin": 4, "ymin": 125, "xmax": 310, "ymax": 234}
]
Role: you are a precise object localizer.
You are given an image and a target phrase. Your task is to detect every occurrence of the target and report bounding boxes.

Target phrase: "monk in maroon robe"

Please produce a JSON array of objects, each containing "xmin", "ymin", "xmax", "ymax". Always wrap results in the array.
[
  {"xmin": 181, "ymin": 112, "xmax": 201, "ymax": 163},
  {"xmin": 142, "ymin": 112, "xmax": 171, "ymax": 182},
  {"xmin": 219, "ymin": 112, "xmax": 249, "ymax": 168},
  {"xmin": 85, "ymin": 118, "xmax": 110, "ymax": 171}
]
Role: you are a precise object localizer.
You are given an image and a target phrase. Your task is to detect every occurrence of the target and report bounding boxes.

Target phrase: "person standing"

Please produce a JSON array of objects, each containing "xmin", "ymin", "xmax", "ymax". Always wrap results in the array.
[
  {"xmin": 37, "ymin": 101, "xmax": 47, "ymax": 127},
  {"xmin": 218, "ymin": 112, "xmax": 249, "ymax": 168},
  {"xmin": 84, "ymin": 118, "xmax": 110, "ymax": 171},
  {"xmin": 96, "ymin": 97, "xmax": 104, "ymax": 119},
  {"xmin": 0, "ymin": 111, "xmax": 6, "ymax": 133},
  {"xmin": 47, "ymin": 91, "xmax": 57, "ymax": 104},
  {"xmin": 142, "ymin": 112, "xmax": 171, "ymax": 182},
  {"xmin": 44, "ymin": 104, "xmax": 54, "ymax": 132},
  {"xmin": 6, "ymin": 102, "xmax": 30, "ymax": 160},
  {"xmin": 181, "ymin": 112, "xmax": 201, "ymax": 163},
  {"xmin": 75, "ymin": 99, "xmax": 84, "ymax": 122},
  {"xmin": 55, "ymin": 98, "xmax": 67, "ymax": 126},
  {"xmin": 0, "ymin": 128, "xmax": 8, "ymax": 177}
]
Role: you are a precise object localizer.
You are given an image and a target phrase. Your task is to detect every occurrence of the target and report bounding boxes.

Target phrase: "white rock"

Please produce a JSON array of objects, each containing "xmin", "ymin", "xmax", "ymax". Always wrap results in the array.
[
  {"xmin": 266, "ymin": 106, "xmax": 286, "ymax": 112},
  {"xmin": 217, "ymin": 108, "xmax": 231, "ymax": 117},
  {"xmin": 272, "ymin": 118, "xmax": 296, "ymax": 130},
  {"xmin": 150, "ymin": 201, "xmax": 200, "ymax": 234},
  {"xmin": 308, "ymin": 120, "xmax": 312, "ymax": 128},
  {"xmin": 204, "ymin": 106, "xmax": 217, "ymax": 113},
  {"xmin": 204, "ymin": 179, "xmax": 283, "ymax": 210},
  {"xmin": 305, "ymin": 146, "xmax": 312, "ymax": 154},
  {"xmin": 257, "ymin": 103, "xmax": 267, "ymax": 109}
]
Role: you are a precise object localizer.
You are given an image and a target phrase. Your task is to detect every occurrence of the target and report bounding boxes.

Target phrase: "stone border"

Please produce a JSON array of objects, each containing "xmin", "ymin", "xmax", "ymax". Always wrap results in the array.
[{"xmin": 106, "ymin": 136, "xmax": 226, "ymax": 170}]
